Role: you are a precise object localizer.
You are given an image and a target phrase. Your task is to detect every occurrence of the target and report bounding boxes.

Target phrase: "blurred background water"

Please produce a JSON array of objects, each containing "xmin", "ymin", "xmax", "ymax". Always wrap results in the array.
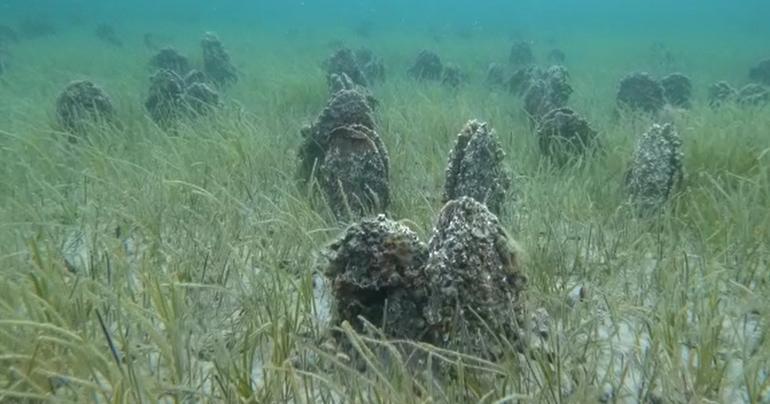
[{"xmin": 2, "ymin": 0, "xmax": 769, "ymax": 37}]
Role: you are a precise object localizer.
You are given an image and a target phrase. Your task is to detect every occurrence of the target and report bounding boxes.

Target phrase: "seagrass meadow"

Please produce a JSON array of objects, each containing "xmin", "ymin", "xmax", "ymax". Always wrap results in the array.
[{"xmin": 0, "ymin": 1, "xmax": 769, "ymax": 402}]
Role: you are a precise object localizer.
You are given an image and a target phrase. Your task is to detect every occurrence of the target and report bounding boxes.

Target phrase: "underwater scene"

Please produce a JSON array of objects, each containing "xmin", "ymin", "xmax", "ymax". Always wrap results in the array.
[{"xmin": 1, "ymin": 0, "xmax": 769, "ymax": 402}]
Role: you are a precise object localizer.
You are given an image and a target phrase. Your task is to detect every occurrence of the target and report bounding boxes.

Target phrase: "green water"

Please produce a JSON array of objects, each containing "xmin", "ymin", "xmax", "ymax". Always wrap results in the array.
[{"xmin": 0, "ymin": 1, "xmax": 768, "ymax": 403}]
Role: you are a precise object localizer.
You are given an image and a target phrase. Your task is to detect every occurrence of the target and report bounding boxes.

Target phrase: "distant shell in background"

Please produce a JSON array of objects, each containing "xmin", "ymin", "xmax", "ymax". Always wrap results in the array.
[
  {"xmin": 319, "ymin": 124, "xmax": 390, "ymax": 220},
  {"xmin": 354, "ymin": 47, "xmax": 386, "ymax": 83},
  {"xmin": 145, "ymin": 69, "xmax": 221, "ymax": 129},
  {"xmin": 523, "ymin": 65, "xmax": 573, "ymax": 123},
  {"xmin": 201, "ymin": 32, "xmax": 238, "ymax": 87},
  {"xmin": 537, "ymin": 107, "xmax": 600, "ymax": 164},
  {"xmin": 624, "ymin": 123, "xmax": 684, "ymax": 216},
  {"xmin": 748, "ymin": 58, "xmax": 770, "ymax": 86},
  {"xmin": 509, "ymin": 40, "xmax": 535, "ymax": 66},
  {"xmin": 408, "ymin": 50, "xmax": 443, "ymax": 81},
  {"xmin": 486, "ymin": 62, "xmax": 506, "ymax": 87},
  {"xmin": 443, "ymin": 120, "xmax": 510, "ymax": 214},
  {"xmin": 736, "ymin": 83, "xmax": 770, "ymax": 107},
  {"xmin": 297, "ymin": 88, "xmax": 376, "ymax": 186},
  {"xmin": 441, "ymin": 63, "xmax": 465, "ymax": 88},
  {"xmin": 55, "ymin": 80, "xmax": 116, "ymax": 137},
  {"xmin": 326, "ymin": 47, "xmax": 368, "ymax": 87},
  {"xmin": 661, "ymin": 73, "xmax": 693, "ymax": 109},
  {"xmin": 707, "ymin": 81, "xmax": 737, "ymax": 108},
  {"xmin": 617, "ymin": 72, "xmax": 666, "ymax": 115},
  {"xmin": 150, "ymin": 47, "xmax": 190, "ymax": 76}
]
